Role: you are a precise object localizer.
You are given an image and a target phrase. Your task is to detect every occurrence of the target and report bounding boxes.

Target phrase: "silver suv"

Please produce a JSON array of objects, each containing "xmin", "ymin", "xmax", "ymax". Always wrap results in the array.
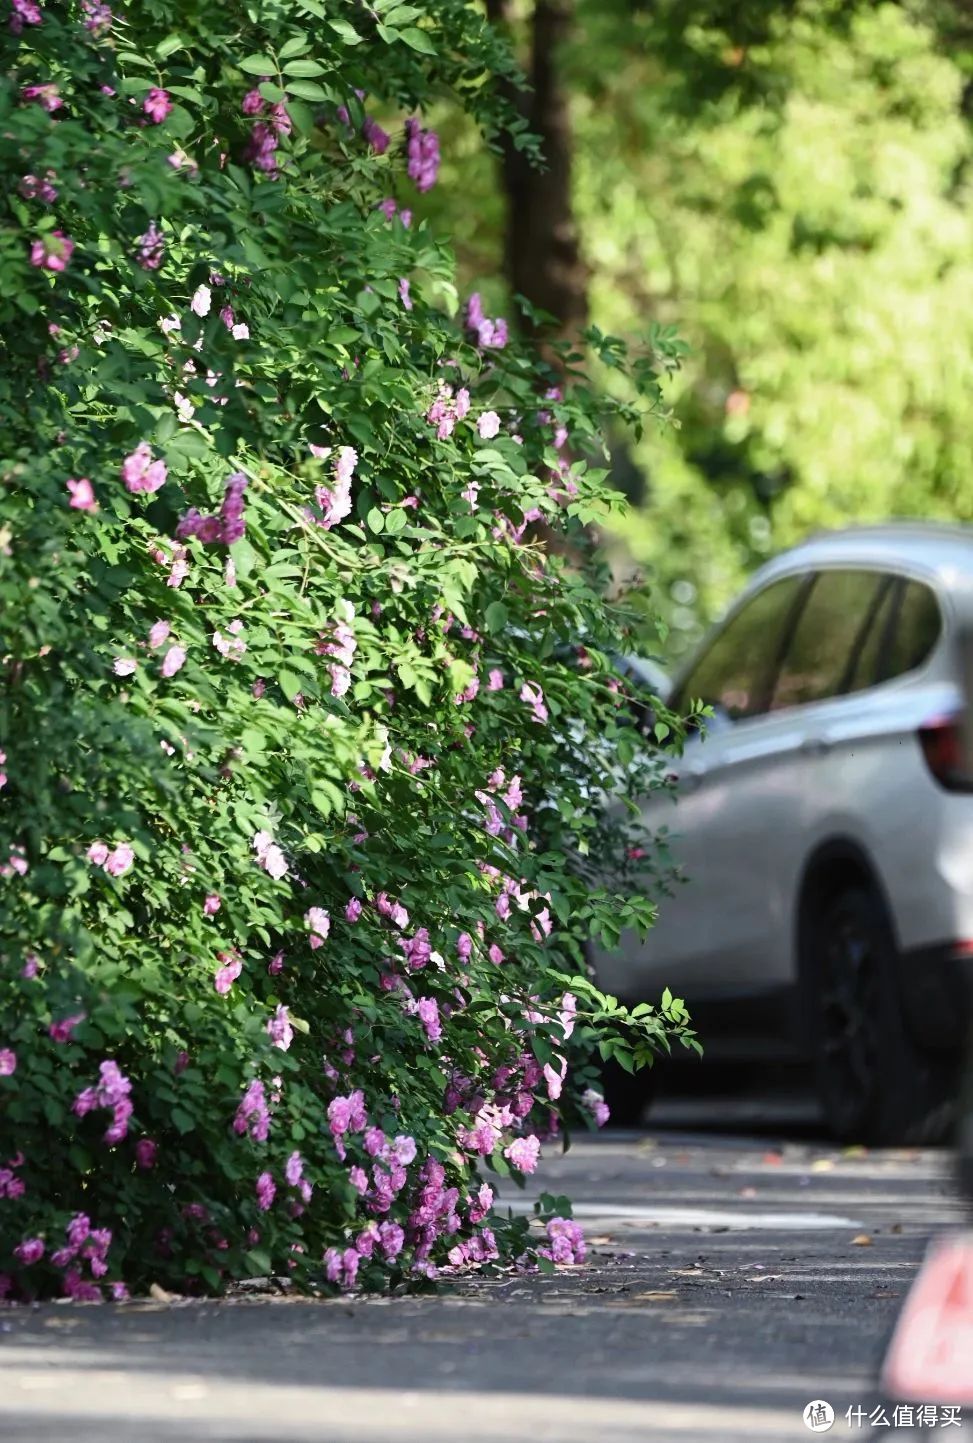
[{"xmin": 597, "ymin": 523, "xmax": 973, "ymax": 1143}]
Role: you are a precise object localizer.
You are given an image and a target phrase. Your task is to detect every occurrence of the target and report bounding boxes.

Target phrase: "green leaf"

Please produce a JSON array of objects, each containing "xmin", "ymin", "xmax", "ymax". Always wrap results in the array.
[
  {"xmin": 238, "ymin": 54, "xmax": 277, "ymax": 76},
  {"xmin": 484, "ymin": 601, "xmax": 508, "ymax": 633},
  {"xmin": 279, "ymin": 670, "xmax": 305, "ymax": 702},
  {"xmin": 283, "ymin": 59, "xmax": 326, "ymax": 77},
  {"xmin": 366, "ymin": 508, "xmax": 385, "ymax": 534},
  {"xmin": 285, "ymin": 79, "xmax": 328, "ymax": 101},
  {"xmin": 397, "ymin": 27, "xmax": 437, "ymax": 55},
  {"xmin": 329, "ymin": 18, "xmax": 362, "ymax": 44}
]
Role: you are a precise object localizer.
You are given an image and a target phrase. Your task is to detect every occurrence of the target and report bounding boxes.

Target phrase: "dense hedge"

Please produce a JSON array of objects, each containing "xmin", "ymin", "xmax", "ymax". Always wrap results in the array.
[{"xmin": 0, "ymin": 0, "xmax": 692, "ymax": 1301}]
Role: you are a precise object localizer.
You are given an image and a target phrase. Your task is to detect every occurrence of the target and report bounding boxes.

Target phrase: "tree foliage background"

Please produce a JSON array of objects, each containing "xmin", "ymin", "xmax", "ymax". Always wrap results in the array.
[{"xmin": 423, "ymin": 0, "xmax": 973, "ymax": 658}]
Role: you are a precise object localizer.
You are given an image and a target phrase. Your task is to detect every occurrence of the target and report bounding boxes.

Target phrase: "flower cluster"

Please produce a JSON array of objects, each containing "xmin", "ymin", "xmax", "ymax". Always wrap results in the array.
[
  {"xmin": 73, "ymin": 1060, "xmax": 133, "ymax": 1145},
  {"xmin": 86, "ymin": 840, "xmax": 135, "ymax": 878},
  {"xmin": 177, "ymin": 471, "xmax": 248, "ymax": 546},
  {"xmin": 122, "ymin": 442, "xmax": 167, "ymax": 495},
  {"xmin": 310, "ymin": 445, "xmax": 357, "ymax": 530},
  {"xmin": 405, "ymin": 118, "xmax": 440, "ymax": 192},
  {"xmin": 466, "ymin": 293, "xmax": 508, "ymax": 350}
]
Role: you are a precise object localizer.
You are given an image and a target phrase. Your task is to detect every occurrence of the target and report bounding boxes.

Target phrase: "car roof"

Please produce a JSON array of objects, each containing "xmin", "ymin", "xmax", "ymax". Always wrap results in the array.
[{"xmin": 748, "ymin": 522, "xmax": 973, "ymax": 600}]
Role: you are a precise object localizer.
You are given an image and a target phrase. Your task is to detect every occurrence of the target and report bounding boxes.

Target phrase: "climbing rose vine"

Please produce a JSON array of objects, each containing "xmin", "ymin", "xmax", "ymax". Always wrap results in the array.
[{"xmin": 0, "ymin": 0, "xmax": 692, "ymax": 1302}]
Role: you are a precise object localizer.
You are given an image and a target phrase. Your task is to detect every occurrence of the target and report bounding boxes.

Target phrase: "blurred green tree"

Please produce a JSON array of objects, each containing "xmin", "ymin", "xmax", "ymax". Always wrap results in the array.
[{"xmin": 431, "ymin": 1, "xmax": 973, "ymax": 659}]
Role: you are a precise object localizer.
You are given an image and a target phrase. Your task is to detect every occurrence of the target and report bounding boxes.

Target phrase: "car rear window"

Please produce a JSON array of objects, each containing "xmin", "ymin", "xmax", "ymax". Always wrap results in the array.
[{"xmin": 878, "ymin": 579, "xmax": 942, "ymax": 683}]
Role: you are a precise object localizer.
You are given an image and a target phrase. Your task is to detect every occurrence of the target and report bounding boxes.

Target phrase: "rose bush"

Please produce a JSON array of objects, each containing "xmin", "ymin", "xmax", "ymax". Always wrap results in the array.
[{"xmin": 0, "ymin": 0, "xmax": 694, "ymax": 1302}]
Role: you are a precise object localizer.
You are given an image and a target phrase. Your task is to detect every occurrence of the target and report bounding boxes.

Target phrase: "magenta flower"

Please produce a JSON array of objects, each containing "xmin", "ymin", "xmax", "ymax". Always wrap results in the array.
[
  {"xmin": 29, "ymin": 230, "xmax": 75, "ymax": 272},
  {"xmin": 121, "ymin": 442, "xmax": 167, "ymax": 494},
  {"xmin": 14, "ymin": 1238, "xmax": 44, "ymax": 1266},
  {"xmin": 86, "ymin": 841, "xmax": 109, "ymax": 866},
  {"xmin": 456, "ymin": 932, "xmax": 473, "ymax": 963},
  {"xmin": 147, "ymin": 620, "xmax": 170, "ymax": 649},
  {"xmin": 241, "ymin": 88, "xmax": 264, "ymax": 116},
  {"xmin": 135, "ymin": 1138, "xmax": 158, "ymax": 1169},
  {"xmin": 267, "ymin": 949, "xmax": 284, "ymax": 975},
  {"xmin": 203, "ymin": 893, "xmax": 220, "ymax": 916},
  {"xmin": 143, "ymin": 88, "xmax": 172, "ymax": 124},
  {"xmin": 285, "ymin": 1151, "xmax": 304, "ymax": 1186},
  {"xmin": 82, "ymin": 1, "xmax": 113, "ymax": 36},
  {"xmin": 0, "ymin": 1048, "xmax": 17, "ymax": 1076},
  {"xmin": 161, "ymin": 644, "xmax": 186, "ymax": 678},
  {"xmin": 135, "ymin": 221, "xmax": 164, "ymax": 270},
  {"xmin": 398, "ymin": 278, "xmax": 412, "ymax": 311},
  {"xmin": 266, "ymin": 1004, "xmax": 293, "ymax": 1052},
  {"xmin": 362, "ymin": 116, "xmax": 390, "ymax": 154},
  {"xmin": 379, "ymin": 1220, "xmax": 404, "ymax": 1261},
  {"xmin": 405, "ymin": 118, "xmax": 440, "ymax": 192},
  {"xmin": 66, "ymin": 477, "xmax": 97, "ymax": 512},
  {"xmin": 20, "ymin": 171, "xmax": 58, "ymax": 203},
  {"xmin": 49, "ymin": 1012, "xmax": 86, "ymax": 1044},
  {"xmin": 10, "ymin": 0, "xmax": 42, "ymax": 30},
  {"xmin": 234, "ymin": 1080, "xmax": 269, "ymax": 1142},
  {"xmin": 465, "ymin": 293, "xmax": 509, "ymax": 350},
  {"xmin": 255, "ymin": 1171, "xmax": 276, "ymax": 1211},
  {"xmin": 21, "ymin": 83, "xmax": 62, "ymax": 112},
  {"xmin": 345, "ymin": 897, "xmax": 362, "ymax": 923},
  {"xmin": 415, "ymin": 997, "xmax": 442, "ymax": 1043},
  {"xmin": 21, "ymin": 956, "xmax": 39, "ymax": 979}
]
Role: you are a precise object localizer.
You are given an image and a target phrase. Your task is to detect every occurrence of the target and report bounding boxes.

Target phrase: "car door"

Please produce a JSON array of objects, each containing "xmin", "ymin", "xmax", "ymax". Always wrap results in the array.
[{"xmin": 621, "ymin": 571, "xmax": 812, "ymax": 1001}]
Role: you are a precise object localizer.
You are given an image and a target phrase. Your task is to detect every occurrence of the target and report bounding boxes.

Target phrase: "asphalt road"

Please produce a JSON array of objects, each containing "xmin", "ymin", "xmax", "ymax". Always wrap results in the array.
[{"xmin": 2, "ymin": 1091, "xmax": 970, "ymax": 1443}]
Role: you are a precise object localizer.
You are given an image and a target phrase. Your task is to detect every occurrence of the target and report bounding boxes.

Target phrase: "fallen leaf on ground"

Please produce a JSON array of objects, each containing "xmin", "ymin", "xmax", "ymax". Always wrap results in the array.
[
  {"xmin": 635, "ymin": 1291, "xmax": 677, "ymax": 1302},
  {"xmin": 851, "ymin": 1234, "xmax": 873, "ymax": 1247},
  {"xmin": 811, "ymin": 1158, "xmax": 835, "ymax": 1172},
  {"xmin": 149, "ymin": 1282, "xmax": 180, "ymax": 1302}
]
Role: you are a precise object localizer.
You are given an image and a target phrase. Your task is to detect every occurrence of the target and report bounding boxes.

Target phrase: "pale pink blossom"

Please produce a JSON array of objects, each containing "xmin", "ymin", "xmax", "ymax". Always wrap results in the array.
[
  {"xmin": 104, "ymin": 844, "xmax": 134, "ymax": 878},
  {"xmin": 504, "ymin": 1135, "xmax": 541, "ymax": 1174},
  {"xmin": 121, "ymin": 442, "xmax": 167, "ymax": 494},
  {"xmin": 477, "ymin": 411, "xmax": 501, "ymax": 440},
  {"xmin": 190, "ymin": 284, "xmax": 211, "ymax": 317},
  {"xmin": 148, "ymin": 620, "xmax": 170, "ymax": 649},
  {"xmin": 113, "ymin": 658, "xmax": 136, "ymax": 677},
  {"xmin": 161, "ymin": 645, "xmax": 186, "ymax": 678},
  {"xmin": 305, "ymin": 907, "xmax": 330, "ymax": 950},
  {"xmin": 66, "ymin": 477, "xmax": 97, "ymax": 512}
]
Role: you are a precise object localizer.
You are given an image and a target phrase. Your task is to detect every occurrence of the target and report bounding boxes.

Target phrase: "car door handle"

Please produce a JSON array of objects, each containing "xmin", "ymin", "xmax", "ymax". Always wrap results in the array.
[{"xmin": 799, "ymin": 736, "xmax": 833, "ymax": 758}]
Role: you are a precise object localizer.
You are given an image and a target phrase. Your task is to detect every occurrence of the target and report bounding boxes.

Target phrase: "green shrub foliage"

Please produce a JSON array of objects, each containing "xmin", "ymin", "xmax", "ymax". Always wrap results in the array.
[{"xmin": 0, "ymin": 0, "xmax": 690, "ymax": 1300}]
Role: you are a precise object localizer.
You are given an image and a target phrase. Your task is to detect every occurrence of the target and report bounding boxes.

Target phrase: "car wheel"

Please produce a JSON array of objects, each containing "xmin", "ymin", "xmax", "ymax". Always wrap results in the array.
[
  {"xmin": 599, "ymin": 1056, "xmax": 657, "ymax": 1128},
  {"xmin": 807, "ymin": 886, "xmax": 953, "ymax": 1146}
]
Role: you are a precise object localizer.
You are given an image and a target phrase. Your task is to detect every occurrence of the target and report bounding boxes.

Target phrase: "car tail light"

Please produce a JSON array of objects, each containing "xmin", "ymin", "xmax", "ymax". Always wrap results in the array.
[{"xmin": 918, "ymin": 714, "xmax": 973, "ymax": 792}]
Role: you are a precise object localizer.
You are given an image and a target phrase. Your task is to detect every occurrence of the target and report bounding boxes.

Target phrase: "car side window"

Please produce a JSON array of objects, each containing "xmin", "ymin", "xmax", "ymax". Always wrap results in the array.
[
  {"xmin": 770, "ymin": 570, "xmax": 885, "ymax": 712},
  {"xmin": 672, "ymin": 574, "xmax": 806, "ymax": 722},
  {"xmin": 878, "ymin": 580, "xmax": 942, "ymax": 683},
  {"xmin": 843, "ymin": 575, "xmax": 898, "ymax": 695}
]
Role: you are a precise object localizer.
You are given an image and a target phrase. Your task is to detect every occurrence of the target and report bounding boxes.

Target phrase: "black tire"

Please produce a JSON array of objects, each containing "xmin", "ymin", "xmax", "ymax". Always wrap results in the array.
[
  {"xmin": 805, "ymin": 885, "xmax": 954, "ymax": 1146},
  {"xmin": 599, "ymin": 1056, "xmax": 658, "ymax": 1128}
]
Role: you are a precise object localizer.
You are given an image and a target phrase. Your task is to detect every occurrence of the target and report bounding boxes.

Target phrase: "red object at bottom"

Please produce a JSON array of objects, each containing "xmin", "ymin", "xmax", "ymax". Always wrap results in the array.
[{"xmin": 882, "ymin": 1232, "xmax": 973, "ymax": 1405}]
